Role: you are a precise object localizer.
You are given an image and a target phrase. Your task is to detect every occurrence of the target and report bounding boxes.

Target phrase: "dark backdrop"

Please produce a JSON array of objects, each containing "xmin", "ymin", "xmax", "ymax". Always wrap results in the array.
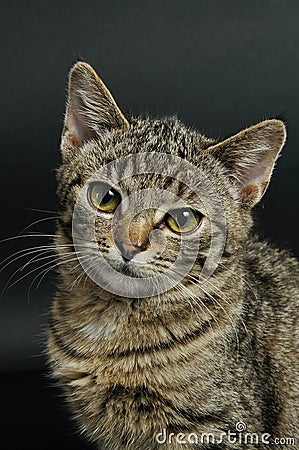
[{"xmin": 0, "ymin": 1, "xmax": 298, "ymax": 448}]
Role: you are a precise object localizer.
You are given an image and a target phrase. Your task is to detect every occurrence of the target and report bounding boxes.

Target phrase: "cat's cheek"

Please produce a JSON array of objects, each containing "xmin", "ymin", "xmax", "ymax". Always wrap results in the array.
[
  {"xmin": 193, "ymin": 217, "xmax": 211, "ymax": 247},
  {"xmin": 225, "ymin": 214, "xmax": 253, "ymax": 254}
]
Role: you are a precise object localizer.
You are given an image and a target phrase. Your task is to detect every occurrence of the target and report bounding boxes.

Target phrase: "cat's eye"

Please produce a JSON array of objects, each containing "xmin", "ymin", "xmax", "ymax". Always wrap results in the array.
[
  {"xmin": 165, "ymin": 208, "xmax": 202, "ymax": 233},
  {"xmin": 88, "ymin": 182, "xmax": 121, "ymax": 212}
]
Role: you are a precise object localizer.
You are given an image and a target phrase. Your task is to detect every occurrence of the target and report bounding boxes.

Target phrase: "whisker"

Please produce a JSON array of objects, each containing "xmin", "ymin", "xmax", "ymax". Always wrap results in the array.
[
  {"xmin": 219, "ymin": 260, "xmax": 257, "ymax": 300},
  {"xmin": 190, "ymin": 274, "xmax": 248, "ymax": 335},
  {"xmin": 2, "ymin": 253, "xmax": 82, "ymax": 294},
  {"xmin": 0, "ymin": 243, "xmax": 79, "ymax": 273},
  {"xmin": 26, "ymin": 208, "xmax": 58, "ymax": 215},
  {"xmin": 164, "ymin": 272, "xmax": 221, "ymax": 349},
  {"xmin": 19, "ymin": 216, "xmax": 59, "ymax": 234},
  {"xmin": 33, "ymin": 254, "xmax": 91, "ymax": 293},
  {"xmin": 20, "ymin": 250, "xmax": 76, "ymax": 272},
  {"xmin": 0, "ymin": 233, "xmax": 58, "ymax": 244},
  {"xmin": 69, "ymin": 256, "xmax": 98, "ymax": 292},
  {"xmin": 163, "ymin": 267, "xmax": 232, "ymax": 350},
  {"xmin": 194, "ymin": 281, "xmax": 240, "ymax": 351},
  {"xmin": 0, "ymin": 245, "xmax": 55, "ymax": 271}
]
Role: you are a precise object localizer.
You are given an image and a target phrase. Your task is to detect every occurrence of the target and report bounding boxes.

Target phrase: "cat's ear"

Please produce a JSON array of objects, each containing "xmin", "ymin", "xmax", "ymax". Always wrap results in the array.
[
  {"xmin": 61, "ymin": 61, "xmax": 129, "ymax": 160},
  {"xmin": 207, "ymin": 119, "xmax": 286, "ymax": 207}
]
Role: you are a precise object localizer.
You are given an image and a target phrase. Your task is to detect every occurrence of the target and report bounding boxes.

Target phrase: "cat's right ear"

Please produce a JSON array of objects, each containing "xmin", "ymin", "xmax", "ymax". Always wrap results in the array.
[
  {"xmin": 61, "ymin": 62, "xmax": 129, "ymax": 161},
  {"xmin": 207, "ymin": 119, "xmax": 286, "ymax": 207}
]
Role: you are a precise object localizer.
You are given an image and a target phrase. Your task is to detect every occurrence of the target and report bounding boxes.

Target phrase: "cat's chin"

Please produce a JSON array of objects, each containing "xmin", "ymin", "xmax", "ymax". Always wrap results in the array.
[
  {"xmin": 115, "ymin": 262, "xmax": 144, "ymax": 278},
  {"xmin": 105, "ymin": 258, "xmax": 155, "ymax": 278},
  {"xmin": 114, "ymin": 261, "xmax": 153, "ymax": 278}
]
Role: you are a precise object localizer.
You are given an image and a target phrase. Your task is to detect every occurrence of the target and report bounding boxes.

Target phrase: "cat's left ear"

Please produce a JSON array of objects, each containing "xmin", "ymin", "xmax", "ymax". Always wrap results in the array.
[
  {"xmin": 207, "ymin": 119, "xmax": 286, "ymax": 207},
  {"xmin": 61, "ymin": 62, "xmax": 129, "ymax": 161}
]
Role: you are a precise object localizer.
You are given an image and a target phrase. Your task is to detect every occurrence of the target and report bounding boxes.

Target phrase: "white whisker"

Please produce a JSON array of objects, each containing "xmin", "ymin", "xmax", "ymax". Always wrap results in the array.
[{"xmin": 19, "ymin": 216, "xmax": 59, "ymax": 234}]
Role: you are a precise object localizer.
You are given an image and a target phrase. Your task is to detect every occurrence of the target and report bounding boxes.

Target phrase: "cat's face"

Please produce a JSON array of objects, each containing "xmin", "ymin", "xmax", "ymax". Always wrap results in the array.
[
  {"xmin": 56, "ymin": 62, "xmax": 286, "ymax": 299},
  {"xmin": 58, "ymin": 120, "xmax": 227, "ymax": 296}
]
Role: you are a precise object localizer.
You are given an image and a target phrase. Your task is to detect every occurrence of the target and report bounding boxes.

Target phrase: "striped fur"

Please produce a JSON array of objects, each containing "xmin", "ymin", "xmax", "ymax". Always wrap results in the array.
[{"xmin": 47, "ymin": 63, "xmax": 299, "ymax": 449}]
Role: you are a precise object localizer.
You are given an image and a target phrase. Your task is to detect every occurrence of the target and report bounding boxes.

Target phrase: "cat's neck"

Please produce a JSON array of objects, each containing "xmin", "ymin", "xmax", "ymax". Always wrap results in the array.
[{"xmin": 53, "ymin": 258, "xmax": 246, "ymax": 361}]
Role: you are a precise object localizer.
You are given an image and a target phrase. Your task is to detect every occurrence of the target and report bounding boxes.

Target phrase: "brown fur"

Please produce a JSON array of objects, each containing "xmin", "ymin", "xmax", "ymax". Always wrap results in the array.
[{"xmin": 47, "ymin": 62, "xmax": 298, "ymax": 449}]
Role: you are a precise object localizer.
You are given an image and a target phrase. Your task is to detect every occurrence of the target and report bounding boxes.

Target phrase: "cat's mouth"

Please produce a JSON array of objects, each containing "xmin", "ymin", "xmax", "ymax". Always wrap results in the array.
[
  {"xmin": 105, "ymin": 257, "xmax": 155, "ymax": 278},
  {"xmin": 116, "ymin": 261, "xmax": 151, "ymax": 278},
  {"xmin": 117, "ymin": 261, "xmax": 137, "ymax": 277}
]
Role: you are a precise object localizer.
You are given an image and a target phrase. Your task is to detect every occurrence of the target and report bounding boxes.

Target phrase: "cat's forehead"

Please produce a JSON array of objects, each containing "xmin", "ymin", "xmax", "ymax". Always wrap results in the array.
[
  {"xmin": 85, "ymin": 117, "xmax": 213, "ymax": 165},
  {"xmin": 64, "ymin": 116, "xmax": 222, "ymax": 212}
]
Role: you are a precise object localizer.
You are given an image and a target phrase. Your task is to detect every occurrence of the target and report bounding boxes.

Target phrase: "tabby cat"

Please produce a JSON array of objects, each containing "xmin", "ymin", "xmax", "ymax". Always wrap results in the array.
[{"xmin": 48, "ymin": 62, "xmax": 298, "ymax": 449}]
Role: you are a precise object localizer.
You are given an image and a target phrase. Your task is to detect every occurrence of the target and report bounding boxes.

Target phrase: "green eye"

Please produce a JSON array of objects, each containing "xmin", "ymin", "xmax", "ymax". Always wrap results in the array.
[
  {"xmin": 89, "ymin": 183, "xmax": 121, "ymax": 212},
  {"xmin": 165, "ymin": 208, "xmax": 202, "ymax": 233}
]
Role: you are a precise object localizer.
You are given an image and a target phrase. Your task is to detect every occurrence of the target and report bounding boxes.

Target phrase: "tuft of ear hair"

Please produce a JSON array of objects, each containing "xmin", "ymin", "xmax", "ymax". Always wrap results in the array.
[
  {"xmin": 61, "ymin": 62, "xmax": 129, "ymax": 161},
  {"xmin": 207, "ymin": 119, "xmax": 286, "ymax": 207}
]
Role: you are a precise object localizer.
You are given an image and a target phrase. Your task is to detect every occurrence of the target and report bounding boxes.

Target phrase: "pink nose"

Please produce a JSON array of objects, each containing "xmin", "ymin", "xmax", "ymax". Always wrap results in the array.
[{"xmin": 115, "ymin": 240, "xmax": 147, "ymax": 262}]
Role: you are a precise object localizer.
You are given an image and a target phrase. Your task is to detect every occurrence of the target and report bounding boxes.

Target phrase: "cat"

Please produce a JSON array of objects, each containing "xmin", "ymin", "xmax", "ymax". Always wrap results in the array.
[{"xmin": 47, "ymin": 61, "xmax": 299, "ymax": 449}]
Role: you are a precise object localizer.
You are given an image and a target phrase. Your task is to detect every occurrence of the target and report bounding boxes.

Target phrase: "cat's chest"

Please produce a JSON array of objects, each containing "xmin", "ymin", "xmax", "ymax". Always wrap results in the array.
[
  {"xmin": 80, "ymin": 317, "xmax": 120, "ymax": 340},
  {"xmin": 75, "ymin": 317, "xmax": 223, "ymax": 397}
]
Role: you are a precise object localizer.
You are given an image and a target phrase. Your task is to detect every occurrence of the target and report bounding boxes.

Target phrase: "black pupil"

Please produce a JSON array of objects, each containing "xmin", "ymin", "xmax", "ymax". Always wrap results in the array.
[
  {"xmin": 175, "ymin": 209, "xmax": 190, "ymax": 227},
  {"xmin": 101, "ymin": 189, "xmax": 114, "ymax": 205}
]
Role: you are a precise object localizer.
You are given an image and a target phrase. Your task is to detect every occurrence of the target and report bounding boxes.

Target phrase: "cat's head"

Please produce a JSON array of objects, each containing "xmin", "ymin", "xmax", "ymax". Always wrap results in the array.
[{"xmin": 56, "ymin": 62, "xmax": 286, "ymax": 298}]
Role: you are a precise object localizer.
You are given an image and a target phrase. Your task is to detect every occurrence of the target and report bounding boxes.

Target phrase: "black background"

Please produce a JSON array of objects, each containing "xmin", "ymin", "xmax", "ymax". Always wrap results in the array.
[{"xmin": 0, "ymin": 1, "xmax": 298, "ymax": 448}]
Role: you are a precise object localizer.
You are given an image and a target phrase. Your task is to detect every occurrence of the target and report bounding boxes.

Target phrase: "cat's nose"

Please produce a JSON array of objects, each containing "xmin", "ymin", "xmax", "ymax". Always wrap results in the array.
[{"xmin": 115, "ymin": 240, "xmax": 147, "ymax": 262}]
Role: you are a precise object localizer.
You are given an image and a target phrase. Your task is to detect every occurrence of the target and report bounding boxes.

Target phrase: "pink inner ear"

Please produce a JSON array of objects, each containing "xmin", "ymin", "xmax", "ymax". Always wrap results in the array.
[
  {"xmin": 237, "ymin": 146, "xmax": 277, "ymax": 205},
  {"xmin": 208, "ymin": 119, "xmax": 286, "ymax": 207},
  {"xmin": 240, "ymin": 183, "xmax": 261, "ymax": 203},
  {"xmin": 62, "ymin": 101, "xmax": 98, "ymax": 157},
  {"xmin": 68, "ymin": 131, "xmax": 83, "ymax": 149}
]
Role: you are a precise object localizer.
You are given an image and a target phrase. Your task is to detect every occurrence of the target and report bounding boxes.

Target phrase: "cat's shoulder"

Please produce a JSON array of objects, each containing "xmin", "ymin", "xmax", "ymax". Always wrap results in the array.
[{"xmin": 246, "ymin": 235, "xmax": 297, "ymax": 265}]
